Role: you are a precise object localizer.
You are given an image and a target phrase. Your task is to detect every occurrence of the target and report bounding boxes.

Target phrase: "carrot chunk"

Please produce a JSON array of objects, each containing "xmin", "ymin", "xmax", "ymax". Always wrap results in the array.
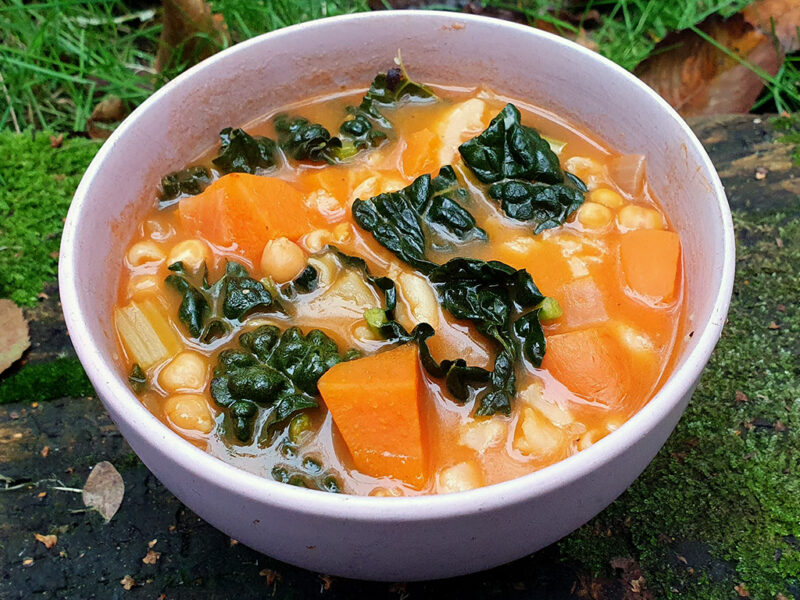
[
  {"xmin": 317, "ymin": 344, "xmax": 426, "ymax": 486},
  {"xmin": 178, "ymin": 173, "xmax": 325, "ymax": 261},
  {"xmin": 619, "ymin": 229, "xmax": 681, "ymax": 301},
  {"xmin": 402, "ymin": 128, "xmax": 440, "ymax": 178},
  {"xmin": 542, "ymin": 327, "xmax": 630, "ymax": 407}
]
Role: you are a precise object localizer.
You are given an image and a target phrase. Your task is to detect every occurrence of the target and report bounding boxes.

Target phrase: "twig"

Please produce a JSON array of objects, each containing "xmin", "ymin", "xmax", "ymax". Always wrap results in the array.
[{"xmin": 0, "ymin": 70, "xmax": 21, "ymax": 133}]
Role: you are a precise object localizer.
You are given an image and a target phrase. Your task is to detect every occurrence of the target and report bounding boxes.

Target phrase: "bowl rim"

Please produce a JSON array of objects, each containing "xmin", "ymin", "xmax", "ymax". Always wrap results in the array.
[{"xmin": 60, "ymin": 9, "xmax": 735, "ymax": 518}]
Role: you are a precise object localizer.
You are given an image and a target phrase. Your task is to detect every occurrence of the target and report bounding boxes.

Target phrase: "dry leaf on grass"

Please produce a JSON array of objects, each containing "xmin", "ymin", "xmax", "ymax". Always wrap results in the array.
[
  {"xmin": 87, "ymin": 95, "xmax": 128, "ymax": 140},
  {"xmin": 34, "ymin": 533, "xmax": 57, "ymax": 549},
  {"xmin": 120, "ymin": 575, "xmax": 136, "ymax": 590},
  {"xmin": 155, "ymin": 0, "xmax": 229, "ymax": 73},
  {"xmin": 142, "ymin": 549, "xmax": 161, "ymax": 564},
  {"xmin": 82, "ymin": 461, "xmax": 125, "ymax": 522},
  {"xmin": 636, "ymin": 14, "xmax": 781, "ymax": 117},
  {"xmin": 743, "ymin": 0, "xmax": 800, "ymax": 52},
  {"xmin": 0, "ymin": 299, "xmax": 30, "ymax": 375}
]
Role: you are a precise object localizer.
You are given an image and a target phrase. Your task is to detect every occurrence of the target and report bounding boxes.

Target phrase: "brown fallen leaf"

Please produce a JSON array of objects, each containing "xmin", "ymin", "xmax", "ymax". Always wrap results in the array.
[
  {"xmin": 636, "ymin": 14, "xmax": 781, "ymax": 117},
  {"xmin": 41, "ymin": 445, "xmax": 50, "ymax": 458},
  {"xmin": 82, "ymin": 461, "xmax": 125, "ymax": 522},
  {"xmin": 22, "ymin": 558, "xmax": 34, "ymax": 567},
  {"xmin": 735, "ymin": 582, "xmax": 751, "ymax": 597},
  {"xmin": 743, "ymin": 0, "xmax": 800, "ymax": 52},
  {"xmin": 142, "ymin": 549, "xmax": 161, "ymax": 564},
  {"xmin": 87, "ymin": 95, "xmax": 128, "ymax": 140},
  {"xmin": 120, "ymin": 575, "xmax": 136, "ymax": 590},
  {"xmin": 34, "ymin": 533, "xmax": 57, "ymax": 549},
  {"xmin": 49, "ymin": 133, "xmax": 64, "ymax": 148},
  {"xmin": 0, "ymin": 299, "xmax": 30, "ymax": 375},
  {"xmin": 155, "ymin": 0, "xmax": 229, "ymax": 73}
]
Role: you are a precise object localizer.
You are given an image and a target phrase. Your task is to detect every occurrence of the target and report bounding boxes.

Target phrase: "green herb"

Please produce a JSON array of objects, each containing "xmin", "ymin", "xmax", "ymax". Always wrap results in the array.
[
  {"xmin": 128, "ymin": 363, "xmax": 147, "ymax": 394},
  {"xmin": 165, "ymin": 261, "xmax": 277, "ymax": 342},
  {"xmin": 364, "ymin": 307, "xmax": 388, "ymax": 329},
  {"xmin": 159, "ymin": 166, "xmax": 212, "ymax": 204},
  {"xmin": 351, "ymin": 167, "xmax": 486, "ymax": 272},
  {"xmin": 538, "ymin": 296, "xmax": 563, "ymax": 321},
  {"xmin": 211, "ymin": 325, "xmax": 355, "ymax": 443},
  {"xmin": 459, "ymin": 103, "xmax": 586, "ymax": 233},
  {"xmin": 212, "ymin": 127, "xmax": 278, "ymax": 174}
]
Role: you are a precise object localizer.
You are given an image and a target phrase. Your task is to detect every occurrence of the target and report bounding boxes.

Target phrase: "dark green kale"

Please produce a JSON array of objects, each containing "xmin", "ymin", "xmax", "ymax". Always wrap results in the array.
[
  {"xmin": 272, "ymin": 449, "xmax": 342, "ymax": 493},
  {"xmin": 212, "ymin": 127, "xmax": 278, "ymax": 174},
  {"xmin": 165, "ymin": 261, "xmax": 277, "ymax": 342},
  {"xmin": 458, "ymin": 103, "xmax": 586, "ymax": 233},
  {"xmin": 211, "ymin": 324, "xmax": 356, "ymax": 443},
  {"xmin": 274, "ymin": 114, "xmax": 343, "ymax": 163},
  {"xmin": 292, "ymin": 265, "xmax": 318, "ymax": 293},
  {"xmin": 128, "ymin": 363, "xmax": 147, "ymax": 394},
  {"xmin": 351, "ymin": 167, "xmax": 486, "ymax": 272},
  {"xmin": 159, "ymin": 166, "xmax": 211, "ymax": 204}
]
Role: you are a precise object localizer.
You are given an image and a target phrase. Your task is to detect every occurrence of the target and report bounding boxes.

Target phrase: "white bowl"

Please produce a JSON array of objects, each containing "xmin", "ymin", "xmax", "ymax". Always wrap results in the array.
[{"xmin": 60, "ymin": 11, "xmax": 734, "ymax": 581}]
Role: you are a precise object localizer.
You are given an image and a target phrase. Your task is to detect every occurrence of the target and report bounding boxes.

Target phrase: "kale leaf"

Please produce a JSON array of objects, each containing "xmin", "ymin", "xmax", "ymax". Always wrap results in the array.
[
  {"xmin": 211, "ymin": 325, "xmax": 356, "ymax": 443},
  {"xmin": 128, "ymin": 363, "xmax": 147, "ymax": 394},
  {"xmin": 274, "ymin": 114, "xmax": 343, "ymax": 163},
  {"xmin": 212, "ymin": 127, "xmax": 278, "ymax": 174},
  {"xmin": 165, "ymin": 261, "xmax": 277, "ymax": 342},
  {"xmin": 351, "ymin": 167, "xmax": 486, "ymax": 272},
  {"xmin": 159, "ymin": 166, "xmax": 211, "ymax": 204},
  {"xmin": 458, "ymin": 103, "xmax": 587, "ymax": 233}
]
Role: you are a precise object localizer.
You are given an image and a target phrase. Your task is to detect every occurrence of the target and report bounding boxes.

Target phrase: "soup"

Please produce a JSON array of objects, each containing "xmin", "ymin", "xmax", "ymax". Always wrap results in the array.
[{"xmin": 114, "ymin": 61, "xmax": 683, "ymax": 496}]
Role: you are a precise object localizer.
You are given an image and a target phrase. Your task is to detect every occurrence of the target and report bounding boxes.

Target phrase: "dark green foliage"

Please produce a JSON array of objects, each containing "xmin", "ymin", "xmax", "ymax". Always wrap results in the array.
[
  {"xmin": 274, "ymin": 114, "xmax": 342, "ymax": 163},
  {"xmin": 351, "ymin": 167, "xmax": 486, "ymax": 271},
  {"xmin": 292, "ymin": 265, "xmax": 318, "ymax": 292},
  {"xmin": 211, "ymin": 325, "xmax": 352, "ymax": 443},
  {"xmin": 271, "ymin": 446, "xmax": 342, "ymax": 493},
  {"xmin": 165, "ymin": 261, "xmax": 276, "ymax": 342},
  {"xmin": 0, "ymin": 357, "xmax": 94, "ymax": 404},
  {"xmin": 212, "ymin": 127, "xmax": 278, "ymax": 174},
  {"xmin": 159, "ymin": 166, "xmax": 211, "ymax": 204},
  {"xmin": 459, "ymin": 103, "xmax": 586, "ymax": 233},
  {"xmin": 128, "ymin": 364, "xmax": 147, "ymax": 394}
]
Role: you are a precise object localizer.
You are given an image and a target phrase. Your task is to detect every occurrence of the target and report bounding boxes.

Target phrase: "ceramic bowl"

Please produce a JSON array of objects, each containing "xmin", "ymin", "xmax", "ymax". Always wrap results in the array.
[{"xmin": 60, "ymin": 10, "xmax": 734, "ymax": 581}]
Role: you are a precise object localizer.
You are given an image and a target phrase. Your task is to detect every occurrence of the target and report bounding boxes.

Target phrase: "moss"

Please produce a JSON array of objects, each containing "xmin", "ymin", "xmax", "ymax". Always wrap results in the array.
[
  {"xmin": 0, "ymin": 131, "xmax": 101, "ymax": 306},
  {"xmin": 772, "ymin": 115, "xmax": 800, "ymax": 165},
  {"xmin": 0, "ymin": 357, "xmax": 94, "ymax": 403},
  {"xmin": 560, "ymin": 211, "xmax": 800, "ymax": 599}
]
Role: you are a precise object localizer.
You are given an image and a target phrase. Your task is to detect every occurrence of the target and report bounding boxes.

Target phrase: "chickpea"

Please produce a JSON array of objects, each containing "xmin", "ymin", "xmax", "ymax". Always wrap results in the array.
[
  {"xmin": 436, "ymin": 462, "xmax": 484, "ymax": 494},
  {"xmin": 164, "ymin": 393, "xmax": 214, "ymax": 434},
  {"xmin": 589, "ymin": 187, "xmax": 624, "ymax": 208},
  {"xmin": 260, "ymin": 237, "xmax": 307, "ymax": 283},
  {"xmin": 369, "ymin": 486, "xmax": 405, "ymax": 497},
  {"xmin": 398, "ymin": 273, "xmax": 439, "ymax": 327},
  {"xmin": 167, "ymin": 239, "xmax": 210, "ymax": 272},
  {"xmin": 159, "ymin": 351, "xmax": 209, "ymax": 392},
  {"xmin": 127, "ymin": 274, "xmax": 160, "ymax": 299},
  {"xmin": 127, "ymin": 241, "xmax": 165, "ymax": 267},
  {"xmin": 577, "ymin": 202, "xmax": 613, "ymax": 229},
  {"xmin": 303, "ymin": 229, "xmax": 333, "ymax": 253},
  {"xmin": 617, "ymin": 205, "xmax": 664, "ymax": 231}
]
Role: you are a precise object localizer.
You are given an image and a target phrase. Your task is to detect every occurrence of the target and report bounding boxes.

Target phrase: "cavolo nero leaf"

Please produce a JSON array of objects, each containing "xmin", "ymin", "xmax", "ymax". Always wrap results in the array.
[
  {"xmin": 352, "ymin": 167, "xmax": 486, "ymax": 272},
  {"xmin": 159, "ymin": 166, "xmax": 212, "ymax": 204},
  {"xmin": 212, "ymin": 127, "xmax": 278, "ymax": 174},
  {"xmin": 165, "ymin": 261, "xmax": 277, "ymax": 342},
  {"xmin": 274, "ymin": 114, "xmax": 343, "ymax": 163},
  {"xmin": 458, "ymin": 103, "xmax": 587, "ymax": 233},
  {"xmin": 211, "ymin": 325, "xmax": 358, "ymax": 443}
]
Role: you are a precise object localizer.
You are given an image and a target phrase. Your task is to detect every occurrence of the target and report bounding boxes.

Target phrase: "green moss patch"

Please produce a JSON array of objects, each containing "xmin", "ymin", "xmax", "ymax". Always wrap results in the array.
[
  {"xmin": 0, "ymin": 131, "xmax": 100, "ymax": 306},
  {"xmin": 0, "ymin": 356, "xmax": 94, "ymax": 404}
]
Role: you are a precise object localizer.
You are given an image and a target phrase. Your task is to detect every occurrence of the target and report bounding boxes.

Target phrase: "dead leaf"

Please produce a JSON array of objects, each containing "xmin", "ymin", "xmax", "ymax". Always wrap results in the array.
[
  {"xmin": 49, "ymin": 134, "xmax": 64, "ymax": 148},
  {"xmin": 259, "ymin": 569, "xmax": 281, "ymax": 586},
  {"xmin": 636, "ymin": 14, "xmax": 781, "ymax": 117},
  {"xmin": 318, "ymin": 574, "xmax": 333, "ymax": 591},
  {"xmin": 87, "ymin": 95, "xmax": 128, "ymax": 139},
  {"xmin": 34, "ymin": 533, "xmax": 57, "ymax": 549},
  {"xmin": 768, "ymin": 321, "xmax": 781, "ymax": 330},
  {"xmin": 82, "ymin": 461, "xmax": 125, "ymax": 522},
  {"xmin": 142, "ymin": 549, "xmax": 161, "ymax": 564},
  {"xmin": 148, "ymin": 538, "xmax": 158, "ymax": 548},
  {"xmin": 0, "ymin": 299, "xmax": 30, "ymax": 375},
  {"xmin": 120, "ymin": 575, "xmax": 136, "ymax": 590},
  {"xmin": 735, "ymin": 582, "xmax": 751, "ymax": 597},
  {"xmin": 155, "ymin": 0, "xmax": 229, "ymax": 73},
  {"xmin": 22, "ymin": 558, "xmax": 34, "ymax": 566},
  {"xmin": 755, "ymin": 166, "xmax": 768, "ymax": 179},
  {"xmin": 735, "ymin": 390, "xmax": 750, "ymax": 403},
  {"xmin": 41, "ymin": 446, "xmax": 50, "ymax": 458},
  {"xmin": 743, "ymin": 0, "xmax": 800, "ymax": 52}
]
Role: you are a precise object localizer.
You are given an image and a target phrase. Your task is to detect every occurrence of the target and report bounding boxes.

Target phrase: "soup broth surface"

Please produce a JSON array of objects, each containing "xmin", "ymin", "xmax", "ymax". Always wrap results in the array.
[{"xmin": 115, "ymin": 77, "xmax": 683, "ymax": 496}]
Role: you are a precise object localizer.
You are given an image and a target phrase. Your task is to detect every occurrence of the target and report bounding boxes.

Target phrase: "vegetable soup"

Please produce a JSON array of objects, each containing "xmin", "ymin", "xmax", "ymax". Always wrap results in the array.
[{"xmin": 114, "ymin": 60, "xmax": 683, "ymax": 496}]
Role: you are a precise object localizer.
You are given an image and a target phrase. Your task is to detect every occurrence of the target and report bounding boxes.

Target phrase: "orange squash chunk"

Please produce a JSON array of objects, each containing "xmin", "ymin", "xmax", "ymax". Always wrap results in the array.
[
  {"xmin": 402, "ymin": 128, "xmax": 440, "ymax": 178},
  {"xmin": 542, "ymin": 327, "xmax": 630, "ymax": 407},
  {"xmin": 317, "ymin": 344, "xmax": 426, "ymax": 486},
  {"xmin": 619, "ymin": 229, "xmax": 681, "ymax": 301},
  {"xmin": 179, "ymin": 173, "xmax": 325, "ymax": 261}
]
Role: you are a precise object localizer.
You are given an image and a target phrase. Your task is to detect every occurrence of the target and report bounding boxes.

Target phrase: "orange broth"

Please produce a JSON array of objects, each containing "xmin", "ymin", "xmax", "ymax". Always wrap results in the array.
[{"xmin": 114, "ymin": 84, "xmax": 684, "ymax": 496}]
